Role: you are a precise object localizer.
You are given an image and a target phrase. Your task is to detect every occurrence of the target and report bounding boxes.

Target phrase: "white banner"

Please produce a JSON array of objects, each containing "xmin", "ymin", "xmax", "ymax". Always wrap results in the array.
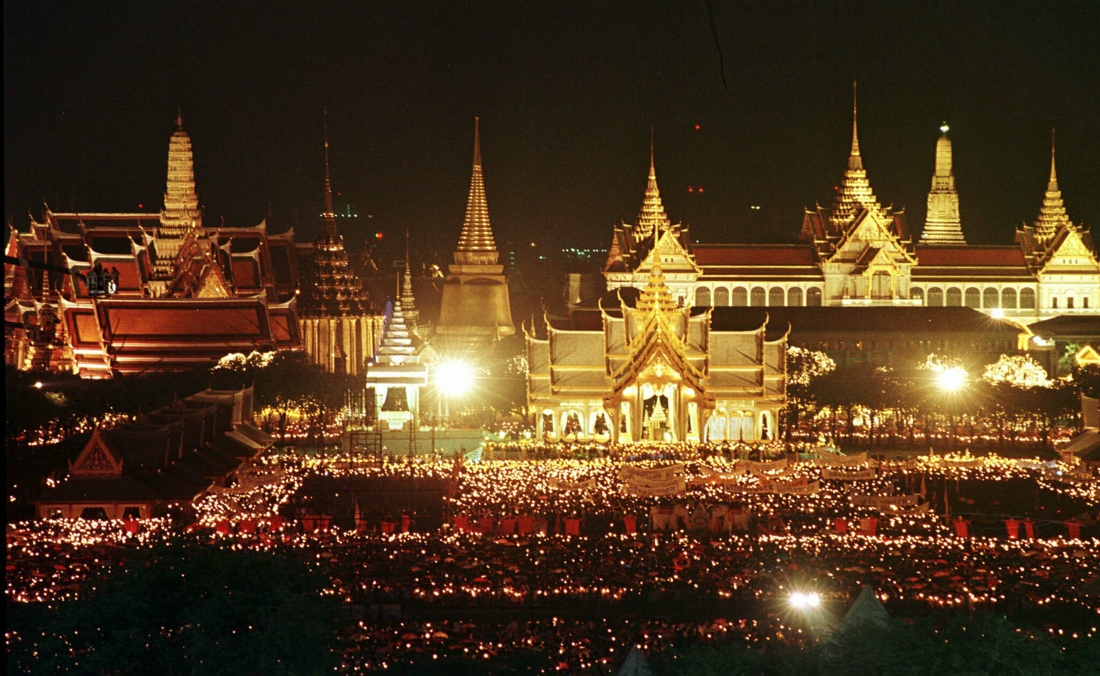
[
  {"xmin": 813, "ymin": 451, "xmax": 868, "ymax": 467},
  {"xmin": 625, "ymin": 476, "xmax": 686, "ymax": 497},
  {"xmin": 736, "ymin": 458, "xmax": 788, "ymax": 472},
  {"xmin": 700, "ymin": 465, "xmax": 748, "ymax": 480},
  {"xmin": 822, "ymin": 467, "xmax": 877, "ymax": 480},
  {"xmin": 548, "ymin": 477, "xmax": 596, "ymax": 491},
  {"xmin": 619, "ymin": 463, "xmax": 685, "ymax": 482},
  {"xmin": 728, "ymin": 479, "xmax": 820, "ymax": 496}
]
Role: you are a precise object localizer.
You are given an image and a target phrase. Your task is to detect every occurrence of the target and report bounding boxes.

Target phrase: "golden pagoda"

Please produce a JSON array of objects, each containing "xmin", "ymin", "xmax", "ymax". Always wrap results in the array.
[
  {"xmin": 298, "ymin": 111, "xmax": 380, "ymax": 375},
  {"xmin": 920, "ymin": 124, "xmax": 967, "ymax": 245},
  {"xmin": 435, "ymin": 118, "xmax": 515, "ymax": 355}
]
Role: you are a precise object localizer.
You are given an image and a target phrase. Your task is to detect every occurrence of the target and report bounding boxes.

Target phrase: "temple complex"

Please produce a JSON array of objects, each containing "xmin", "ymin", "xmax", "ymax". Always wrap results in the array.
[
  {"xmin": 435, "ymin": 118, "xmax": 515, "ymax": 356},
  {"xmin": 604, "ymin": 87, "xmax": 1098, "ymax": 325},
  {"xmin": 526, "ymin": 266, "xmax": 787, "ymax": 443},
  {"xmin": 4, "ymin": 113, "xmax": 301, "ymax": 376},
  {"xmin": 297, "ymin": 113, "xmax": 382, "ymax": 375}
]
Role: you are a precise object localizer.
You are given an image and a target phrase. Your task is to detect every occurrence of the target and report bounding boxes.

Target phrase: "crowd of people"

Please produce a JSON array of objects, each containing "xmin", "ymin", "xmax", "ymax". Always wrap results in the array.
[{"xmin": 7, "ymin": 447, "xmax": 1099, "ymax": 674}]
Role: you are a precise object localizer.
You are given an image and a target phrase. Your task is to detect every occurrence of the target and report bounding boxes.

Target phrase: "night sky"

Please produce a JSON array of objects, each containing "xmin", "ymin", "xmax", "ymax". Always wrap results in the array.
[{"xmin": 5, "ymin": 1, "xmax": 1099, "ymax": 257}]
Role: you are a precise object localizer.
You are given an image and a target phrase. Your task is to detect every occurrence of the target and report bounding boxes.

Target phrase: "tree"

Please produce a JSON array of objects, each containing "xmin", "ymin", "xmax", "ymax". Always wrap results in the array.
[
  {"xmin": 782, "ymin": 347, "xmax": 836, "ymax": 442},
  {"xmin": 982, "ymin": 354, "xmax": 1052, "ymax": 388}
]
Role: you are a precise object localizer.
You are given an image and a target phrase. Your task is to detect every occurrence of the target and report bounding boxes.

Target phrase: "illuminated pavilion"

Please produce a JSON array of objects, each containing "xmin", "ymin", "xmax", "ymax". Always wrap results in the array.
[{"xmin": 526, "ymin": 265, "xmax": 787, "ymax": 443}]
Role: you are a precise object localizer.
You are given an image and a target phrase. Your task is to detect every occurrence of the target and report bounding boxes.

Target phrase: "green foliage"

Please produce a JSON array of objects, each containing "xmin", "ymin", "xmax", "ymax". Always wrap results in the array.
[
  {"xmin": 1072, "ymin": 363, "xmax": 1100, "ymax": 399},
  {"xmin": 7, "ymin": 546, "xmax": 341, "ymax": 675},
  {"xmin": 1058, "ymin": 342, "xmax": 1082, "ymax": 376}
]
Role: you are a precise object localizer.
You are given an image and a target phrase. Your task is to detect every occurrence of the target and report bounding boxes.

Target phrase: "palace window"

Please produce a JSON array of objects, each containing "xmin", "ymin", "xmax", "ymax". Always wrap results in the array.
[
  {"xmin": 927, "ymin": 287, "xmax": 943, "ymax": 306},
  {"xmin": 1020, "ymin": 288, "xmax": 1036, "ymax": 309},
  {"xmin": 730, "ymin": 287, "xmax": 747, "ymax": 306},
  {"xmin": 965, "ymin": 287, "xmax": 981, "ymax": 308},
  {"xmin": 806, "ymin": 288, "xmax": 823, "ymax": 306},
  {"xmin": 1067, "ymin": 296, "xmax": 1074, "ymax": 309},
  {"xmin": 695, "ymin": 287, "xmax": 711, "ymax": 307},
  {"xmin": 715, "ymin": 287, "xmax": 730, "ymax": 306},
  {"xmin": 983, "ymin": 288, "xmax": 999, "ymax": 308},
  {"xmin": 1002, "ymin": 288, "xmax": 1017, "ymax": 309},
  {"xmin": 750, "ymin": 287, "xmax": 767, "ymax": 307},
  {"xmin": 769, "ymin": 286, "xmax": 784, "ymax": 306},
  {"xmin": 1052, "ymin": 297, "xmax": 1059, "ymax": 309},
  {"xmin": 946, "ymin": 288, "xmax": 962, "ymax": 306}
]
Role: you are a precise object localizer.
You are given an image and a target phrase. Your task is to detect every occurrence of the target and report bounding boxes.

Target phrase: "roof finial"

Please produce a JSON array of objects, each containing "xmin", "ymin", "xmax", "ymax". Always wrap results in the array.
[
  {"xmin": 473, "ymin": 116, "xmax": 481, "ymax": 168},
  {"xmin": 1049, "ymin": 127, "xmax": 1057, "ymax": 184},
  {"xmin": 649, "ymin": 126, "xmax": 656, "ymax": 179},
  {"xmin": 176, "ymin": 105, "xmax": 183, "ymax": 129},
  {"xmin": 323, "ymin": 107, "xmax": 335, "ymax": 221},
  {"xmin": 848, "ymin": 81, "xmax": 863, "ymax": 171}
]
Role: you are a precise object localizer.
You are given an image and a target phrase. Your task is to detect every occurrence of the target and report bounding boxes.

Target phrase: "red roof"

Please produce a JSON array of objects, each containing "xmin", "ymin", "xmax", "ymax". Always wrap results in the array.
[
  {"xmin": 915, "ymin": 246, "xmax": 1026, "ymax": 267},
  {"xmin": 694, "ymin": 245, "xmax": 817, "ymax": 266}
]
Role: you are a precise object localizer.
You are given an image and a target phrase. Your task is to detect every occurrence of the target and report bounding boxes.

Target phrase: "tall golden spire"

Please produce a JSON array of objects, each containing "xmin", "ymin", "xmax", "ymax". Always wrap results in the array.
[
  {"xmin": 1033, "ymin": 128, "xmax": 1072, "ymax": 243},
  {"xmin": 454, "ymin": 117, "xmax": 499, "ymax": 265},
  {"xmin": 401, "ymin": 229, "xmax": 419, "ymax": 329},
  {"xmin": 830, "ymin": 82, "xmax": 883, "ymax": 231},
  {"xmin": 848, "ymin": 81, "xmax": 863, "ymax": 171},
  {"xmin": 634, "ymin": 128, "xmax": 671, "ymax": 242},
  {"xmin": 321, "ymin": 107, "xmax": 337, "ymax": 239},
  {"xmin": 921, "ymin": 123, "xmax": 966, "ymax": 245}
]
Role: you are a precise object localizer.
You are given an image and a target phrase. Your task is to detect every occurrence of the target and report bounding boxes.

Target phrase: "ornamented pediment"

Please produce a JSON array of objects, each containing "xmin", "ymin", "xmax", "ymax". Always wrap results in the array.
[
  {"xmin": 638, "ymin": 229, "xmax": 700, "ymax": 275},
  {"xmin": 1043, "ymin": 230, "xmax": 1099, "ymax": 270},
  {"xmin": 70, "ymin": 429, "xmax": 123, "ymax": 476},
  {"xmin": 831, "ymin": 211, "xmax": 913, "ymax": 265}
]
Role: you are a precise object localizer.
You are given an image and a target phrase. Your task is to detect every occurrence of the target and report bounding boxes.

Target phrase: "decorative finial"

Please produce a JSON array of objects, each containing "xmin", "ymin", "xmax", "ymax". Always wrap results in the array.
[
  {"xmin": 176, "ymin": 105, "xmax": 183, "ymax": 129},
  {"xmin": 1050, "ymin": 128, "xmax": 1057, "ymax": 183},
  {"xmin": 473, "ymin": 117, "xmax": 481, "ymax": 168},
  {"xmin": 323, "ymin": 107, "xmax": 334, "ymax": 220},
  {"xmin": 850, "ymin": 80, "xmax": 860, "ymax": 157},
  {"xmin": 940, "ymin": 121, "xmax": 949, "ymax": 134},
  {"xmin": 649, "ymin": 127, "xmax": 655, "ymax": 178}
]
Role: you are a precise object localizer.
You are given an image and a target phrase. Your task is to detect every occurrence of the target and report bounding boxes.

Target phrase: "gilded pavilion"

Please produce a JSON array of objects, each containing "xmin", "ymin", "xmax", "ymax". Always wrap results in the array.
[
  {"xmin": 4, "ymin": 112, "xmax": 301, "ymax": 376},
  {"xmin": 435, "ymin": 118, "xmax": 515, "ymax": 355},
  {"xmin": 526, "ymin": 266, "xmax": 787, "ymax": 443},
  {"xmin": 297, "ymin": 114, "xmax": 382, "ymax": 375},
  {"xmin": 604, "ymin": 85, "xmax": 1099, "ymax": 325}
]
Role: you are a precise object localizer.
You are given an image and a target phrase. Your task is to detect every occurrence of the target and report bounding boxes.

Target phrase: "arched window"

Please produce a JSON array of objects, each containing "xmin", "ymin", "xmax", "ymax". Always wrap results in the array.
[
  {"xmin": 965, "ymin": 288, "xmax": 981, "ymax": 308},
  {"xmin": 946, "ymin": 287, "xmax": 962, "ymax": 306},
  {"xmin": 1020, "ymin": 288, "xmax": 1036, "ymax": 309},
  {"xmin": 750, "ymin": 287, "xmax": 767, "ymax": 306},
  {"xmin": 927, "ymin": 287, "xmax": 943, "ymax": 306},
  {"xmin": 787, "ymin": 287, "xmax": 803, "ymax": 306},
  {"xmin": 911, "ymin": 287, "xmax": 925, "ymax": 303},
  {"xmin": 806, "ymin": 288, "xmax": 823, "ymax": 306},
  {"xmin": 1002, "ymin": 288, "xmax": 1017, "ymax": 309},
  {"xmin": 730, "ymin": 287, "xmax": 747, "ymax": 306},
  {"xmin": 714, "ymin": 287, "xmax": 730, "ymax": 306},
  {"xmin": 695, "ymin": 287, "xmax": 711, "ymax": 307},
  {"xmin": 983, "ymin": 288, "xmax": 999, "ymax": 308},
  {"xmin": 768, "ymin": 287, "xmax": 785, "ymax": 306}
]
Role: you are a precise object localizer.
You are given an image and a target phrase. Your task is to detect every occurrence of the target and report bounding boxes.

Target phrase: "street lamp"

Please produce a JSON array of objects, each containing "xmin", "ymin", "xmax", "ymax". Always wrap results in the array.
[{"xmin": 936, "ymin": 366, "xmax": 967, "ymax": 393}]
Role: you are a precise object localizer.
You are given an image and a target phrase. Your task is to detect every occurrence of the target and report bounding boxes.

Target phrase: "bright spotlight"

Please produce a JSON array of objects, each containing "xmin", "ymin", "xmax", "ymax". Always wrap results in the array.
[
  {"xmin": 33, "ymin": 381, "xmax": 44, "ymax": 389},
  {"xmin": 436, "ymin": 360, "xmax": 475, "ymax": 397},
  {"xmin": 790, "ymin": 591, "xmax": 820, "ymax": 610},
  {"xmin": 990, "ymin": 308, "xmax": 1005, "ymax": 319},
  {"xmin": 937, "ymin": 367, "xmax": 967, "ymax": 392}
]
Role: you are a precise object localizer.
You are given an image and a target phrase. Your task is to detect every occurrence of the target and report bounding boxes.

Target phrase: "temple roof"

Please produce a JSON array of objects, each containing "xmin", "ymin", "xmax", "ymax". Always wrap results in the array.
[
  {"xmin": 1032, "ymin": 131, "xmax": 1074, "ymax": 243},
  {"xmin": 634, "ymin": 133, "xmax": 672, "ymax": 242},
  {"xmin": 454, "ymin": 117, "xmax": 499, "ymax": 266}
]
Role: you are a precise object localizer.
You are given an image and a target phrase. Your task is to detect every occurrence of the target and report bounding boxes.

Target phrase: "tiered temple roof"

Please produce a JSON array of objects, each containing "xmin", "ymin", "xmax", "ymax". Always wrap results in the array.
[
  {"xmin": 453, "ymin": 118, "xmax": 499, "ymax": 266},
  {"xmin": 920, "ymin": 124, "xmax": 967, "ymax": 245}
]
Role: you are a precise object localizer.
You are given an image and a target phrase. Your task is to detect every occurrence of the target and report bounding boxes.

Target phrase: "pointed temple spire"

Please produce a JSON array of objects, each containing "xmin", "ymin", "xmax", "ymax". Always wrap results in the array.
[
  {"xmin": 401, "ymin": 229, "xmax": 419, "ymax": 329},
  {"xmin": 375, "ymin": 289, "xmax": 418, "ymax": 366},
  {"xmin": 848, "ymin": 81, "xmax": 862, "ymax": 171},
  {"xmin": 829, "ymin": 82, "xmax": 884, "ymax": 231},
  {"xmin": 921, "ymin": 123, "xmax": 966, "ymax": 245},
  {"xmin": 634, "ymin": 264, "xmax": 678, "ymax": 315},
  {"xmin": 454, "ymin": 117, "xmax": 500, "ymax": 265},
  {"xmin": 155, "ymin": 108, "xmax": 203, "ymax": 271},
  {"xmin": 321, "ymin": 107, "xmax": 337, "ymax": 239},
  {"xmin": 1033, "ymin": 128, "xmax": 1073, "ymax": 243},
  {"xmin": 634, "ymin": 129, "xmax": 672, "ymax": 242},
  {"xmin": 176, "ymin": 105, "xmax": 183, "ymax": 129}
]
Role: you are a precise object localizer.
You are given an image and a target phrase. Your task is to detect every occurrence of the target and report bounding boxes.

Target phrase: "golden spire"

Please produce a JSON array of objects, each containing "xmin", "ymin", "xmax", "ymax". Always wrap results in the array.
[
  {"xmin": 321, "ymin": 107, "xmax": 337, "ymax": 238},
  {"xmin": 634, "ymin": 265, "xmax": 677, "ymax": 315},
  {"xmin": 848, "ymin": 81, "xmax": 862, "ymax": 171},
  {"xmin": 401, "ymin": 228, "xmax": 418, "ymax": 327},
  {"xmin": 1033, "ymin": 128, "xmax": 1072, "ymax": 242},
  {"xmin": 454, "ymin": 117, "xmax": 500, "ymax": 265},
  {"xmin": 922, "ymin": 122, "xmax": 966, "ymax": 245},
  {"xmin": 634, "ymin": 129, "xmax": 671, "ymax": 242}
]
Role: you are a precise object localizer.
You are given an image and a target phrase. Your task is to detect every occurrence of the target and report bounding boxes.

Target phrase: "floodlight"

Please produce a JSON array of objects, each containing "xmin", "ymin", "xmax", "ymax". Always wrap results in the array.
[
  {"xmin": 436, "ymin": 360, "xmax": 475, "ymax": 397},
  {"xmin": 937, "ymin": 367, "xmax": 967, "ymax": 392}
]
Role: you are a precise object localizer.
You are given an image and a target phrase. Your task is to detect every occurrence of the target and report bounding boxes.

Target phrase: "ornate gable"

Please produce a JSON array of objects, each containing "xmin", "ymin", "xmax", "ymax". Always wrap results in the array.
[
  {"xmin": 70, "ymin": 428, "xmax": 123, "ymax": 476},
  {"xmin": 830, "ymin": 210, "xmax": 914, "ymax": 265},
  {"xmin": 636, "ymin": 229, "xmax": 701, "ymax": 276},
  {"xmin": 1043, "ymin": 229, "xmax": 1099, "ymax": 269}
]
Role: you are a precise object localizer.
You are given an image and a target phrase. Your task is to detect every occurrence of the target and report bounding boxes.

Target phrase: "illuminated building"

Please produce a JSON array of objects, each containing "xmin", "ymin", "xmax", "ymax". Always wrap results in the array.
[
  {"xmin": 604, "ymin": 87, "xmax": 1098, "ymax": 326},
  {"xmin": 435, "ymin": 118, "xmax": 515, "ymax": 355},
  {"xmin": 4, "ymin": 112, "xmax": 301, "ymax": 376},
  {"xmin": 526, "ymin": 265, "xmax": 786, "ymax": 443},
  {"xmin": 296, "ymin": 114, "xmax": 382, "ymax": 375},
  {"xmin": 365, "ymin": 276, "xmax": 429, "ymax": 431},
  {"xmin": 34, "ymin": 387, "xmax": 271, "ymax": 519}
]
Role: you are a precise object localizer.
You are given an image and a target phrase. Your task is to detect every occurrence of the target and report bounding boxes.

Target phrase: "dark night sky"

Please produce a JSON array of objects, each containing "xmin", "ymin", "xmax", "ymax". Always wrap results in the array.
[{"xmin": 4, "ymin": 1, "xmax": 1099, "ymax": 257}]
